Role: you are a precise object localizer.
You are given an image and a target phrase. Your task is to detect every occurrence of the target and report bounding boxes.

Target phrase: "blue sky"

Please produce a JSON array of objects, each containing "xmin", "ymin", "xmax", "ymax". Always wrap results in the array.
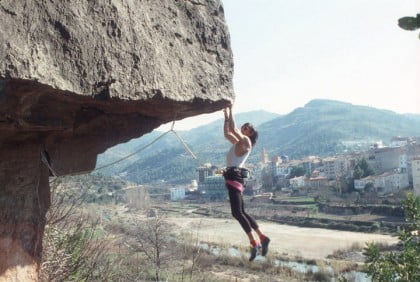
[{"xmin": 167, "ymin": 0, "xmax": 420, "ymax": 130}]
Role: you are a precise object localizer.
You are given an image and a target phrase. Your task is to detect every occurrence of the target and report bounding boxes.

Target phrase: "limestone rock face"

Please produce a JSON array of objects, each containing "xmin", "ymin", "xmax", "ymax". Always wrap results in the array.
[{"xmin": 0, "ymin": 0, "xmax": 233, "ymax": 280}]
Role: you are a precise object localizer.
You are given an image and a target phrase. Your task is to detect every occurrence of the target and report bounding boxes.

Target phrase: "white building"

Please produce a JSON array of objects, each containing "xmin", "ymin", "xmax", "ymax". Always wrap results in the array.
[
  {"xmin": 412, "ymin": 157, "xmax": 420, "ymax": 196},
  {"xmin": 390, "ymin": 136, "xmax": 410, "ymax": 148},
  {"xmin": 354, "ymin": 172, "xmax": 409, "ymax": 194},
  {"xmin": 376, "ymin": 172, "xmax": 409, "ymax": 194},
  {"xmin": 170, "ymin": 187, "xmax": 185, "ymax": 201},
  {"xmin": 289, "ymin": 176, "xmax": 305, "ymax": 188},
  {"xmin": 399, "ymin": 154, "xmax": 408, "ymax": 172},
  {"xmin": 306, "ymin": 176, "xmax": 329, "ymax": 188},
  {"xmin": 261, "ymin": 148, "xmax": 269, "ymax": 164},
  {"xmin": 354, "ymin": 176, "xmax": 376, "ymax": 190},
  {"xmin": 322, "ymin": 157, "xmax": 349, "ymax": 179}
]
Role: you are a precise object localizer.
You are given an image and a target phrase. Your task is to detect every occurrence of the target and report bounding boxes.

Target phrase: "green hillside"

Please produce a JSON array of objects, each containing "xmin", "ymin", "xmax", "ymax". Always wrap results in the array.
[
  {"xmin": 257, "ymin": 99, "xmax": 420, "ymax": 159},
  {"xmin": 97, "ymin": 100, "xmax": 420, "ymax": 184}
]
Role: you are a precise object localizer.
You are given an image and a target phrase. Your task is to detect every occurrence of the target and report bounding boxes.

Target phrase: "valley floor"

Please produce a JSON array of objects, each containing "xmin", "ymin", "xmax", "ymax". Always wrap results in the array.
[{"xmin": 167, "ymin": 216, "xmax": 399, "ymax": 260}]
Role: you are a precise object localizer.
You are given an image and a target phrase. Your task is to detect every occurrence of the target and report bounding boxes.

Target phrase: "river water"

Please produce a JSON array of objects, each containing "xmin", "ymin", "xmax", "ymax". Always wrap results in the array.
[{"xmin": 199, "ymin": 243, "xmax": 371, "ymax": 282}]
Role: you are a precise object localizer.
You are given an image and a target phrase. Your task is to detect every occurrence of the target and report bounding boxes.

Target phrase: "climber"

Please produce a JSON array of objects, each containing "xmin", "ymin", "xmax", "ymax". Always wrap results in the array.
[{"xmin": 222, "ymin": 105, "xmax": 270, "ymax": 261}]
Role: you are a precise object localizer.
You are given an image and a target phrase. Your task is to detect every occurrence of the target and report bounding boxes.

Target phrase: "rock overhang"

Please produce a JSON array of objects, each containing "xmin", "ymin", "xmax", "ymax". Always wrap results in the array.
[{"xmin": 0, "ymin": 0, "xmax": 234, "ymax": 173}]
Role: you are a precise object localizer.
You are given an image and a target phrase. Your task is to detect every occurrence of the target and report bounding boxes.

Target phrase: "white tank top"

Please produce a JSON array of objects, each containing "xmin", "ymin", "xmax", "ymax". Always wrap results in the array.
[{"xmin": 226, "ymin": 144, "xmax": 250, "ymax": 168}]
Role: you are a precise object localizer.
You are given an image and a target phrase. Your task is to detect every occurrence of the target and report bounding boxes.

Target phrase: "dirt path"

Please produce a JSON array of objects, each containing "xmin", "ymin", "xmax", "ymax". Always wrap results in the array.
[{"xmin": 168, "ymin": 216, "xmax": 399, "ymax": 260}]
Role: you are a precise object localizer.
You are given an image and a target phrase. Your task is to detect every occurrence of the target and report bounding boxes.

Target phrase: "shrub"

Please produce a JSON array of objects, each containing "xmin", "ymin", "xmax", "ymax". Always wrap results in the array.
[
  {"xmin": 308, "ymin": 270, "xmax": 332, "ymax": 282},
  {"xmin": 364, "ymin": 193, "xmax": 420, "ymax": 281},
  {"xmin": 41, "ymin": 181, "xmax": 112, "ymax": 282}
]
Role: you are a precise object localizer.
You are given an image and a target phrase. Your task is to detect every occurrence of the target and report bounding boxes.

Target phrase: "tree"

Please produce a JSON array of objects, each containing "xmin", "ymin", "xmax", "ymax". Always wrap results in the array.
[
  {"xmin": 353, "ymin": 166, "xmax": 364, "ymax": 180},
  {"xmin": 179, "ymin": 221, "xmax": 203, "ymax": 281},
  {"xmin": 288, "ymin": 165, "xmax": 306, "ymax": 179},
  {"xmin": 364, "ymin": 193, "xmax": 420, "ymax": 281},
  {"xmin": 129, "ymin": 215, "xmax": 175, "ymax": 281},
  {"xmin": 353, "ymin": 158, "xmax": 375, "ymax": 179},
  {"xmin": 359, "ymin": 158, "xmax": 375, "ymax": 177},
  {"xmin": 261, "ymin": 166, "xmax": 274, "ymax": 189},
  {"xmin": 398, "ymin": 14, "xmax": 420, "ymax": 39}
]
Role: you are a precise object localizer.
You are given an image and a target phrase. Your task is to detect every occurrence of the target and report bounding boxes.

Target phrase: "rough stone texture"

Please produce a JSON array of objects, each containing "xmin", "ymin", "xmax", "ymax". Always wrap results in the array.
[{"xmin": 0, "ymin": 0, "xmax": 234, "ymax": 280}]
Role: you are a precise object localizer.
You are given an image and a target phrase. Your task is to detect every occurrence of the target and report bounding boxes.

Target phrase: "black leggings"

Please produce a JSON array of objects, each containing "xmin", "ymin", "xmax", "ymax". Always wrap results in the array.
[{"xmin": 227, "ymin": 187, "xmax": 259, "ymax": 234}]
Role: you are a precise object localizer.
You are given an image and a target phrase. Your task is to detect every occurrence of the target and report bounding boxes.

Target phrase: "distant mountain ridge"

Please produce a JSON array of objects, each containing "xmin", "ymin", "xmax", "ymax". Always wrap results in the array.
[
  {"xmin": 404, "ymin": 113, "xmax": 420, "ymax": 122},
  {"xmin": 97, "ymin": 100, "xmax": 420, "ymax": 184},
  {"xmin": 257, "ymin": 99, "xmax": 420, "ymax": 159}
]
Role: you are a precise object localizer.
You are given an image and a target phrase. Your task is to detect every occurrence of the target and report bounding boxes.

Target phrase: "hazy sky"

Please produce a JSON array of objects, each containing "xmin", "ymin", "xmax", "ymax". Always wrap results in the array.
[{"xmin": 165, "ymin": 0, "xmax": 420, "ymax": 130}]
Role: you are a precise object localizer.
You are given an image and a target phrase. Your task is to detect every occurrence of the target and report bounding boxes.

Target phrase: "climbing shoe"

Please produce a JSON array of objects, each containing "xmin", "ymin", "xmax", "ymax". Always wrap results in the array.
[
  {"xmin": 261, "ymin": 237, "xmax": 271, "ymax": 256},
  {"xmin": 249, "ymin": 244, "xmax": 261, "ymax": 261}
]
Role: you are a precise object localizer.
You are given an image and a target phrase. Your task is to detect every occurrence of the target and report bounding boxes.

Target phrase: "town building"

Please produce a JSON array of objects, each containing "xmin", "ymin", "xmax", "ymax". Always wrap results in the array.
[
  {"xmin": 370, "ymin": 141, "xmax": 385, "ymax": 149},
  {"xmin": 367, "ymin": 147, "xmax": 403, "ymax": 174},
  {"xmin": 187, "ymin": 180, "xmax": 198, "ymax": 192},
  {"xmin": 274, "ymin": 164, "xmax": 292, "ymax": 178},
  {"xmin": 376, "ymin": 172, "xmax": 409, "ymax": 194},
  {"xmin": 251, "ymin": 192, "xmax": 273, "ymax": 203},
  {"xmin": 198, "ymin": 175, "xmax": 226, "ymax": 200},
  {"xmin": 170, "ymin": 187, "xmax": 186, "ymax": 201},
  {"xmin": 399, "ymin": 154, "xmax": 408, "ymax": 172},
  {"xmin": 406, "ymin": 143, "xmax": 420, "ymax": 182},
  {"xmin": 196, "ymin": 163, "xmax": 218, "ymax": 183},
  {"xmin": 354, "ymin": 175, "xmax": 376, "ymax": 190},
  {"xmin": 281, "ymin": 155, "xmax": 289, "ymax": 163},
  {"xmin": 412, "ymin": 157, "xmax": 420, "ymax": 196},
  {"xmin": 390, "ymin": 136, "xmax": 411, "ymax": 148},
  {"xmin": 301, "ymin": 156, "xmax": 321, "ymax": 176},
  {"xmin": 354, "ymin": 171, "xmax": 409, "ymax": 195},
  {"xmin": 321, "ymin": 156, "xmax": 349, "ymax": 179},
  {"xmin": 261, "ymin": 148, "xmax": 269, "ymax": 164},
  {"xmin": 289, "ymin": 176, "xmax": 305, "ymax": 188},
  {"xmin": 306, "ymin": 176, "xmax": 329, "ymax": 188},
  {"xmin": 261, "ymin": 157, "xmax": 299, "ymax": 188}
]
